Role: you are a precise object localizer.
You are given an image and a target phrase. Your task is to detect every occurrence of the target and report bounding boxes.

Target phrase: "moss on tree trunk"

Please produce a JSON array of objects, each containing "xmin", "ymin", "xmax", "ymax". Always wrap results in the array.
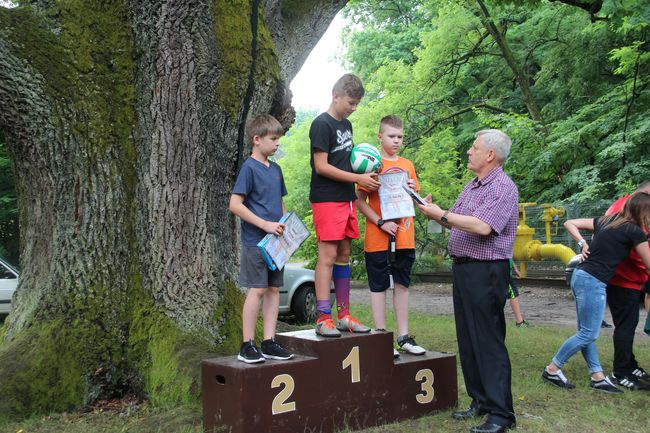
[{"xmin": 0, "ymin": 0, "xmax": 345, "ymax": 420}]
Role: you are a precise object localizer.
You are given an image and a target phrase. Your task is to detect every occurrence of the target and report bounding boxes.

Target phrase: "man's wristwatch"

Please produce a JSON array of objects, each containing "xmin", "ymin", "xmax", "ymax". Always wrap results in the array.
[
  {"xmin": 578, "ymin": 239, "xmax": 587, "ymax": 248},
  {"xmin": 440, "ymin": 211, "xmax": 450, "ymax": 224},
  {"xmin": 376, "ymin": 218, "xmax": 385, "ymax": 228}
]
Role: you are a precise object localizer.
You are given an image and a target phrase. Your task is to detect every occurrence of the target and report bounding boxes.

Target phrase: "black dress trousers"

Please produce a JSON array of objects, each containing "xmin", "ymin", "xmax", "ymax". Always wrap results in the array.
[{"xmin": 452, "ymin": 260, "xmax": 515, "ymax": 426}]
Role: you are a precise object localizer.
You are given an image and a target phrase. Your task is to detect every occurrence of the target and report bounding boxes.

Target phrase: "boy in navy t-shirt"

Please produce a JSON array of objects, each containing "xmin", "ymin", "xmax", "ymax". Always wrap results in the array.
[{"xmin": 229, "ymin": 114, "xmax": 293, "ymax": 363}]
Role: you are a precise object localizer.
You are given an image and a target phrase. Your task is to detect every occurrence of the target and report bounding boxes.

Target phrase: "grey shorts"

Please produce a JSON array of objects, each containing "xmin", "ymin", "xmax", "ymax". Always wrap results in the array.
[{"xmin": 239, "ymin": 245, "xmax": 284, "ymax": 289}]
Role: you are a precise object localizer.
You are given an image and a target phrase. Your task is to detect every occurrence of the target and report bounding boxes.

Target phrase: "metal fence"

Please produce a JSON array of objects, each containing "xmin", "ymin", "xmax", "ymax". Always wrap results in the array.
[{"xmin": 524, "ymin": 200, "xmax": 611, "ymax": 243}]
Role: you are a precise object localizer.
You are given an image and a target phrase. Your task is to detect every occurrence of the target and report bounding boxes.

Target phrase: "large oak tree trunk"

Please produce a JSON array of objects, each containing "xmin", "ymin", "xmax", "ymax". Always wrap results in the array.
[{"xmin": 0, "ymin": 0, "xmax": 345, "ymax": 418}]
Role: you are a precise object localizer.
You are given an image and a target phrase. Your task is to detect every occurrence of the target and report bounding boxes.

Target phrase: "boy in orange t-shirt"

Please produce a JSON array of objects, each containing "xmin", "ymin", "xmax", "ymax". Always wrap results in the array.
[{"xmin": 356, "ymin": 115, "xmax": 426, "ymax": 357}]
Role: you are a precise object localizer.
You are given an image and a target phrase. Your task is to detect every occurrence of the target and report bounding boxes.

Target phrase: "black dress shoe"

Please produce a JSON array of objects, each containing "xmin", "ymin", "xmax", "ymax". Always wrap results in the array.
[
  {"xmin": 452, "ymin": 406, "xmax": 487, "ymax": 420},
  {"xmin": 469, "ymin": 421, "xmax": 515, "ymax": 433}
]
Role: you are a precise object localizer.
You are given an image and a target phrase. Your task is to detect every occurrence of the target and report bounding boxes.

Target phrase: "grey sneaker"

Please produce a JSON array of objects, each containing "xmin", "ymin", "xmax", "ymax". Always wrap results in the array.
[
  {"xmin": 591, "ymin": 376, "xmax": 623, "ymax": 394},
  {"xmin": 237, "ymin": 340, "xmax": 265, "ymax": 364},
  {"xmin": 315, "ymin": 318, "xmax": 341, "ymax": 338},
  {"xmin": 397, "ymin": 335, "xmax": 426, "ymax": 355},
  {"xmin": 336, "ymin": 315, "xmax": 371, "ymax": 333},
  {"xmin": 393, "ymin": 348, "xmax": 400, "ymax": 359}
]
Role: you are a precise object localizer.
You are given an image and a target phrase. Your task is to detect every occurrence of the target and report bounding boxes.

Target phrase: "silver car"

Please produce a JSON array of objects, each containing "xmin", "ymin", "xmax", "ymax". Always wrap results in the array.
[
  {"xmin": 280, "ymin": 264, "xmax": 335, "ymax": 323},
  {"xmin": 0, "ymin": 256, "xmax": 19, "ymax": 315}
]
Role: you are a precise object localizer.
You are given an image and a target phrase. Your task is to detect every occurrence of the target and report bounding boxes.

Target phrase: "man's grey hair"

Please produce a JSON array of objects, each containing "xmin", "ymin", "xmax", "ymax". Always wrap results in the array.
[
  {"xmin": 475, "ymin": 129, "xmax": 512, "ymax": 163},
  {"xmin": 637, "ymin": 179, "xmax": 650, "ymax": 192}
]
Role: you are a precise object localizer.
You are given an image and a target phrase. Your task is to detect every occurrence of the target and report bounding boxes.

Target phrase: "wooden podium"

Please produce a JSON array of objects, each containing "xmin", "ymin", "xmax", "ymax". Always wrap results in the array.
[{"xmin": 202, "ymin": 330, "xmax": 457, "ymax": 433}]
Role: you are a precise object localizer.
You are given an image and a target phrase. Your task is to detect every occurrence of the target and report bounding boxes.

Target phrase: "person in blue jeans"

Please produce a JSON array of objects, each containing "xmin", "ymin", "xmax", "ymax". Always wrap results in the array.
[{"xmin": 542, "ymin": 191, "xmax": 650, "ymax": 393}]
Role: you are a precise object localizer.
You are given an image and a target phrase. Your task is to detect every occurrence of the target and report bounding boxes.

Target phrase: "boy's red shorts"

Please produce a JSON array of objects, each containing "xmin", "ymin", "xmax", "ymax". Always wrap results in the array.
[{"xmin": 311, "ymin": 201, "xmax": 360, "ymax": 241}]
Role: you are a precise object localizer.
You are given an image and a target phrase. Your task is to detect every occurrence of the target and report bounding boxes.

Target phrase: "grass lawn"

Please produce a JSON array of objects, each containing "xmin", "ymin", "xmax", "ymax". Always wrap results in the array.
[{"xmin": 2, "ymin": 305, "xmax": 650, "ymax": 433}]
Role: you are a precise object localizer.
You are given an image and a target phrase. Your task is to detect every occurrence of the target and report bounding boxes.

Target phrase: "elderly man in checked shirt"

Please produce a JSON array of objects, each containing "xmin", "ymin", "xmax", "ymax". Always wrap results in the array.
[{"xmin": 419, "ymin": 129, "xmax": 518, "ymax": 433}]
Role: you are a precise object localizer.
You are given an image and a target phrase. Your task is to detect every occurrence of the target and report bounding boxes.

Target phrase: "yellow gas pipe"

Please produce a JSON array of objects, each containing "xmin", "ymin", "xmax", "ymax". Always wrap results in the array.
[{"xmin": 513, "ymin": 203, "xmax": 576, "ymax": 278}]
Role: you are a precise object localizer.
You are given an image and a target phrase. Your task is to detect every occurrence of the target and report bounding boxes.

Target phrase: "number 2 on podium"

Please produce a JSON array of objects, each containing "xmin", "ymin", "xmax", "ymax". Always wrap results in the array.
[
  {"xmin": 271, "ymin": 374, "xmax": 296, "ymax": 415},
  {"xmin": 342, "ymin": 346, "xmax": 361, "ymax": 383}
]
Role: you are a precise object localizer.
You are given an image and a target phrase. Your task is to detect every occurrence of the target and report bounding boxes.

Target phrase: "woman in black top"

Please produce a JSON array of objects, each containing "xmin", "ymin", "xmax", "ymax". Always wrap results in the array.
[{"xmin": 542, "ymin": 192, "xmax": 650, "ymax": 393}]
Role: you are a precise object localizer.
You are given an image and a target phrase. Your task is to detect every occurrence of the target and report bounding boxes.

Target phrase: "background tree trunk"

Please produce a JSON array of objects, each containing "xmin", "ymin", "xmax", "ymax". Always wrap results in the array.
[
  {"xmin": 0, "ymin": 0, "xmax": 345, "ymax": 419},
  {"xmin": 475, "ymin": 0, "xmax": 545, "ymax": 124}
]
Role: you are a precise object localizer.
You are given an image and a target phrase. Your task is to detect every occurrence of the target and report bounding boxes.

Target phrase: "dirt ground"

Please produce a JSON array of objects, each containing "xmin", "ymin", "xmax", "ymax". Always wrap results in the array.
[{"xmin": 349, "ymin": 281, "xmax": 650, "ymax": 337}]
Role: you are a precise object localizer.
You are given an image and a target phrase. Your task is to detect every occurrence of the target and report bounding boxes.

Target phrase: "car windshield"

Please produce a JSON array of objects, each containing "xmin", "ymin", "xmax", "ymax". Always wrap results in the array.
[{"xmin": 0, "ymin": 258, "xmax": 19, "ymax": 276}]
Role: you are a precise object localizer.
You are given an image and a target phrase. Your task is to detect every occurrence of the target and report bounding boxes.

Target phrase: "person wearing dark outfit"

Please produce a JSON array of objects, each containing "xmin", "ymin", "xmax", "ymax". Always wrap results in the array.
[
  {"xmin": 543, "ymin": 192, "xmax": 650, "ymax": 394},
  {"xmin": 605, "ymin": 180, "xmax": 650, "ymax": 390},
  {"xmin": 418, "ymin": 129, "xmax": 518, "ymax": 433}
]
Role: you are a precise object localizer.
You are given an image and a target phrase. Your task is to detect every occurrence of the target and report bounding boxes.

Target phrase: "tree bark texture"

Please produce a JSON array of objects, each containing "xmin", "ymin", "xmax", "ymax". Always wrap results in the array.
[{"xmin": 0, "ymin": 0, "xmax": 345, "ymax": 418}]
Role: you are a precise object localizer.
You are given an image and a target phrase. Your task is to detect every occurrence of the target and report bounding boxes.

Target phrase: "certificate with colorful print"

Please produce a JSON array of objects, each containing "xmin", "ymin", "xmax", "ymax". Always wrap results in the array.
[
  {"xmin": 257, "ymin": 212, "xmax": 310, "ymax": 271},
  {"xmin": 378, "ymin": 171, "xmax": 414, "ymax": 220}
]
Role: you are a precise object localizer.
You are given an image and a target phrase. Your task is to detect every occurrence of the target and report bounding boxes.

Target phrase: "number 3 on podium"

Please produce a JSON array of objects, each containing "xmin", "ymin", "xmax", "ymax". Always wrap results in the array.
[{"xmin": 415, "ymin": 369, "xmax": 434, "ymax": 404}]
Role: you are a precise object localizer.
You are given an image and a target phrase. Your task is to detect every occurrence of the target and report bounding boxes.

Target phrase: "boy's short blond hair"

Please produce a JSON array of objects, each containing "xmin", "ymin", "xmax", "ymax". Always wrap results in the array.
[
  {"xmin": 332, "ymin": 74, "xmax": 365, "ymax": 99},
  {"xmin": 379, "ymin": 115, "xmax": 403, "ymax": 133},
  {"xmin": 246, "ymin": 114, "xmax": 283, "ymax": 142}
]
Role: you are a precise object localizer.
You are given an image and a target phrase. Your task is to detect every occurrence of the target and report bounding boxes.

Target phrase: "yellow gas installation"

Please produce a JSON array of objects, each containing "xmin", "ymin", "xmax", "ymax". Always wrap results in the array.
[{"xmin": 513, "ymin": 203, "xmax": 576, "ymax": 277}]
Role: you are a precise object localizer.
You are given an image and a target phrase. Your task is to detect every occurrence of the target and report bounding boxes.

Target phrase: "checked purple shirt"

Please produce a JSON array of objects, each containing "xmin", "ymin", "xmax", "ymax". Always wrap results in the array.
[{"xmin": 448, "ymin": 166, "xmax": 518, "ymax": 261}]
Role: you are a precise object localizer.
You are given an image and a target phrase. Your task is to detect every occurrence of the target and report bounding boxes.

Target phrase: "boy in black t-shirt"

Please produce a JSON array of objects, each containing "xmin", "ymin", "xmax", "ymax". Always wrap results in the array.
[{"xmin": 309, "ymin": 74, "xmax": 380, "ymax": 337}]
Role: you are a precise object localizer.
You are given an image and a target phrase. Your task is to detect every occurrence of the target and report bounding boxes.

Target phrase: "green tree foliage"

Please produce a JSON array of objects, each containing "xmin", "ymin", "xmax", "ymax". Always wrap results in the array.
[
  {"xmin": 276, "ymin": 110, "xmax": 316, "ymax": 221},
  {"xmin": 342, "ymin": 0, "xmax": 649, "ymax": 203},
  {"xmin": 279, "ymin": 0, "xmax": 648, "ymax": 275},
  {"xmin": 343, "ymin": 0, "xmax": 433, "ymax": 83}
]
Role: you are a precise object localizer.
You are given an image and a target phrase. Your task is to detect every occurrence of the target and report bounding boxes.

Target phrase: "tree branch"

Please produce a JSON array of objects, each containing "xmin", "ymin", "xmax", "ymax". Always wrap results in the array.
[
  {"xmin": 408, "ymin": 102, "xmax": 515, "ymax": 145},
  {"xmin": 265, "ymin": 0, "xmax": 347, "ymax": 83},
  {"xmin": 264, "ymin": 0, "xmax": 347, "ymax": 128},
  {"xmin": 475, "ymin": 0, "xmax": 544, "ymax": 123},
  {"xmin": 623, "ymin": 53, "xmax": 641, "ymax": 142},
  {"xmin": 549, "ymin": 0, "xmax": 605, "ymax": 22}
]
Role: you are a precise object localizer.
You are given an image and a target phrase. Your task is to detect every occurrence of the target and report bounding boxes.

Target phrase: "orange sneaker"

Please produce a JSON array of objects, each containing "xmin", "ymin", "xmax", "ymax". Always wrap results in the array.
[
  {"xmin": 336, "ymin": 315, "xmax": 371, "ymax": 333},
  {"xmin": 315, "ymin": 318, "xmax": 341, "ymax": 337}
]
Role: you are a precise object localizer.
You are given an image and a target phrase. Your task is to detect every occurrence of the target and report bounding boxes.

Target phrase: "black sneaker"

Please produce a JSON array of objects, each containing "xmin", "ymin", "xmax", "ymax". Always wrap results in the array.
[
  {"xmin": 542, "ymin": 367, "xmax": 576, "ymax": 389},
  {"xmin": 590, "ymin": 376, "xmax": 623, "ymax": 394},
  {"xmin": 515, "ymin": 320, "xmax": 530, "ymax": 328},
  {"xmin": 261, "ymin": 338, "xmax": 294, "ymax": 360},
  {"xmin": 630, "ymin": 367, "xmax": 650, "ymax": 382},
  {"xmin": 612, "ymin": 373, "xmax": 650, "ymax": 391},
  {"xmin": 237, "ymin": 340, "xmax": 265, "ymax": 364}
]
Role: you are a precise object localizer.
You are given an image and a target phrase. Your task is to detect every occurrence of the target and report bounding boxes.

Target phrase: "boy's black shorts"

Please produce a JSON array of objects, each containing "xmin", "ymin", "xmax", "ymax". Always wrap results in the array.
[{"xmin": 365, "ymin": 249, "xmax": 415, "ymax": 293}]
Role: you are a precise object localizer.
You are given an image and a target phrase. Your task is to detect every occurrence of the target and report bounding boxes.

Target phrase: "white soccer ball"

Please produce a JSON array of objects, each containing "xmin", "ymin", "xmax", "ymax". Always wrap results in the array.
[{"xmin": 350, "ymin": 143, "xmax": 382, "ymax": 174}]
